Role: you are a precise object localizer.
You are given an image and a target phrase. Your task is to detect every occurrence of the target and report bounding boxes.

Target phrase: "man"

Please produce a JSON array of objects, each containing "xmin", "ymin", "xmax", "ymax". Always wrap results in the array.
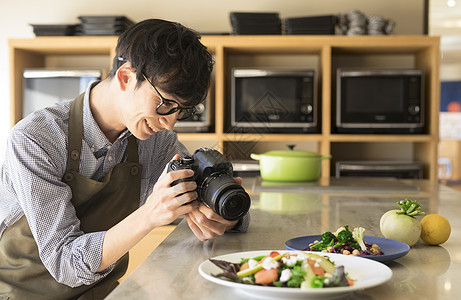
[{"xmin": 0, "ymin": 19, "xmax": 249, "ymax": 299}]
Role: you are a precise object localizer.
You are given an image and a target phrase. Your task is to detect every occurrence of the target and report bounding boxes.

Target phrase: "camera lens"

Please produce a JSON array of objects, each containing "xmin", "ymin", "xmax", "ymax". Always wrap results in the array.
[
  {"xmin": 199, "ymin": 173, "xmax": 251, "ymax": 221},
  {"xmin": 218, "ymin": 190, "xmax": 250, "ymax": 221}
]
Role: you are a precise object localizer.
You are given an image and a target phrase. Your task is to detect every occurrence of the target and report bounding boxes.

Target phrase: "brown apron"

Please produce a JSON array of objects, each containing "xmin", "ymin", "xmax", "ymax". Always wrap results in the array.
[{"xmin": 0, "ymin": 93, "xmax": 142, "ymax": 300}]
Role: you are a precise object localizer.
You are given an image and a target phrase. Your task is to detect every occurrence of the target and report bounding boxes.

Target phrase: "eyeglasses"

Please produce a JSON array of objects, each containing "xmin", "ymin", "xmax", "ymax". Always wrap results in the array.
[{"xmin": 142, "ymin": 74, "xmax": 196, "ymax": 120}]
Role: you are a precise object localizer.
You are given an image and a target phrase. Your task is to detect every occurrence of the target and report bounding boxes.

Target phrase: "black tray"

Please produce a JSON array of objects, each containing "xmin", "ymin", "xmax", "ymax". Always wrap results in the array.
[
  {"xmin": 285, "ymin": 15, "xmax": 337, "ymax": 26},
  {"xmin": 78, "ymin": 15, "xmax": 135, "ymax": 25},
  {"xmin": 31, "ymin": 24, "xmax": 79, "ymax": 36}
]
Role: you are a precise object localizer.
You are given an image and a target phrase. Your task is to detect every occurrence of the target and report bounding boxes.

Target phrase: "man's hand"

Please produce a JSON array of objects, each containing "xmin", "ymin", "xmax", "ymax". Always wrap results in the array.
[
  {"xmin": 144, "ymin": 154, "xmax": 199, "ymax": 228},
  {"xmin": 185, "ymin": 203, "xmax": 239, "ymax": 242}
]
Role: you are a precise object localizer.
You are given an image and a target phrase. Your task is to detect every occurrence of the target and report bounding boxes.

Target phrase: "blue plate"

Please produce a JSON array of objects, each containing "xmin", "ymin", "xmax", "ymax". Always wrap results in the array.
[{"xmin": 285, "ymin": 235, "xmax": 410, "ymax": 263}]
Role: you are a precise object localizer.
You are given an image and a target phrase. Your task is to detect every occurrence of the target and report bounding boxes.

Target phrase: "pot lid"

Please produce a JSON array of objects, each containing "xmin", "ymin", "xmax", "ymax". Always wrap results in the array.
[{"xmin": 258, "ymin": 150, "xmax": 322, "ymax": 158}]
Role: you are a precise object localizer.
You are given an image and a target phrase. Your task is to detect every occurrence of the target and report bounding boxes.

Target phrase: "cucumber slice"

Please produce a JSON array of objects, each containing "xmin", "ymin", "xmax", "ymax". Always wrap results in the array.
[
  {"xmin": 302, "ymin": 252, "xmax": 335, "ymax": 275},
  {"xmin": 301, "ymin": 260, "xmax": 315, "ymax": 289}
]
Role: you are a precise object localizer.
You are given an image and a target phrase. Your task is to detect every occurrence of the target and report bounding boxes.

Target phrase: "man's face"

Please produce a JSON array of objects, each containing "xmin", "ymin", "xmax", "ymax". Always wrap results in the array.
[{"xmin": 120, "ymin": 74, "xmax": 180, "ymax": 140}]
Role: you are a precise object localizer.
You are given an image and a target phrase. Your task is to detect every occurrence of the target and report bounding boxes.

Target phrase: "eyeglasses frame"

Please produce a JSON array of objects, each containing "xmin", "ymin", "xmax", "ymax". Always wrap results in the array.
[{"xmin": 142, "ymin": 74, "xmax": 196, "ymax": 120}]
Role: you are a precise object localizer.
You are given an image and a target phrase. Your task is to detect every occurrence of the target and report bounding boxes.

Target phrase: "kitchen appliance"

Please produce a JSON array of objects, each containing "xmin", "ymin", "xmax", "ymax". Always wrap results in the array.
[
  {"xmin": 335, "ymin": 68, "xmax": 424, "ymax": 134},
  {"xmin": 250, "ymin": 149, "xmax": 331, "ymax": 182},
  {"xmin": 231, "ymin": 160, "xmax": 261, "ymax": 177},
  {"xmin": 231, "ymin": 68, "xmax": 317, "ymax": 133},
  {"xmin": 335, "ymin": 161, "xmax": 423, "ymax": 179},
  {"xmin": 23, "ymin": 69, "xmax": 103, "ymax": 118},
  {"xmin": 173, "ymin": 99, "xmax": 211, "ymax": 133}
]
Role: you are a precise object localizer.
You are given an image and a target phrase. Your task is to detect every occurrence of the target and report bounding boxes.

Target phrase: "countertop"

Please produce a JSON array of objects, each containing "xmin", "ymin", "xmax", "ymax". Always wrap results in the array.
[{"xmin": 106, "ymin": 177, "xmax": 460, "ymax": 300}]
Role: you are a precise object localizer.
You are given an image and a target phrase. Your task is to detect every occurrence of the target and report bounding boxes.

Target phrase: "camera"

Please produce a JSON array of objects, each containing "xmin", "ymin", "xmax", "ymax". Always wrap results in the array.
[{"xmin": 167, "ymin": 148, "xmax": 251, "ymax": 221}]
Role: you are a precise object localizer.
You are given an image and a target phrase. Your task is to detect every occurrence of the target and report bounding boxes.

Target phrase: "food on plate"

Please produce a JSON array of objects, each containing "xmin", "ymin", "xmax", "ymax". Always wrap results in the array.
[
  {"xmin": 304, "ymin": 226, "xmax": 383, "ymax": 256},
  {"xmin": 420, "ymin": 214, "xmax": 451, "ymax": 245},
  {"xmin": 380, "ymin": 198, "xmax": 425, "ymax": 246},
  {"xmin": 210, "ymin": 251, "xmax": 354, "ymax": 289}
]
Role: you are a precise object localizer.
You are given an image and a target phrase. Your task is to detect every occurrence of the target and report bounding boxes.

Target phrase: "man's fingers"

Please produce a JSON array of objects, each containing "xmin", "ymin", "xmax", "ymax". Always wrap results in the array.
[{"xmin": 160, "ymin": 154, "xmax": 181, "ymax": 177}]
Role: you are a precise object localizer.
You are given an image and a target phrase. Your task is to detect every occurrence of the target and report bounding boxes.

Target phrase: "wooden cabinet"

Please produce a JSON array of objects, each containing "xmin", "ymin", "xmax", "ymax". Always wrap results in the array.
[
  {"xmin": 439, "ymin": 139, "xmax": 461, "ymax": 182},
  {"xmin": 9, "ymin": 35, "xmax": 440, "ymax": 182}
]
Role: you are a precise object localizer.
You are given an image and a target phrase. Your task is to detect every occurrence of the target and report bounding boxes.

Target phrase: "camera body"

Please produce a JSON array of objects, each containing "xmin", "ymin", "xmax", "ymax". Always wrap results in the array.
[{"xmin": 167, "ymin": 148, "xmax": 251, "ymax": 221}]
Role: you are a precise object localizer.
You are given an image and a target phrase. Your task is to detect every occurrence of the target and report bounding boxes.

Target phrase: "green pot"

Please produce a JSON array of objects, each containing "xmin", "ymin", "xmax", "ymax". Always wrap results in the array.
[{"xmin": 250, "ymin": 150, "xmax": 331, "ymax": 182}]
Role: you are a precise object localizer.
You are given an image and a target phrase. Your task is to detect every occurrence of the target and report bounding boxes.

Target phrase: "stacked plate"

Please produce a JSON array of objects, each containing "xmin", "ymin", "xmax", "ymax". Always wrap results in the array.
[
  {"xmin": 284, "ymin": 15, "xmax": 337, "ymax": 35},
  {"xmin": 76, "ymin": 16, "xmax": 135, "ymax": 36},
  {"xmin": 31, "ymin": 24, "xmax": 79, "ymax": 36},
  {"xmin": 230, "ymin": 12, "xmax": 281, "ymax": 35}
]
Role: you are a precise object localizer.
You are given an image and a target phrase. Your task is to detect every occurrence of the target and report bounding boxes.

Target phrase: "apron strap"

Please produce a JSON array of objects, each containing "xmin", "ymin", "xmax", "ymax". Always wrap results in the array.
[
  {"xmin": 66, "ymin": 93, "xmax": 85, "ymax": 173},
  {"xmin": 126, "ymin": 135, "xmax": 139, "ymax": 163},
  {"xmin": 66, "ymin": 92, "xmax": 140, "ymax": 172}
]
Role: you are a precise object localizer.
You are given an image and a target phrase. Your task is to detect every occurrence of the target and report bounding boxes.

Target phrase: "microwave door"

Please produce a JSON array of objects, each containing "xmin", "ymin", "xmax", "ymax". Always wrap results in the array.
[
  {"xmin": 23, "ymin": 69, "xmax": 102, "ymax": 118},
  {"xmin": 231, "ymin": 69, "xmax": 317, "ymax": 133},
  {"xmin": 336, "ymin": 70, "xmax": 424, "ymax": 133}
]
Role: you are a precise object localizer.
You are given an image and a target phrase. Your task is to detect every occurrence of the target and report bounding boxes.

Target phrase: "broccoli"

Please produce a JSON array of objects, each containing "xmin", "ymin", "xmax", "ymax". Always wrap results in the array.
[
  {"xmin": 310, "ymin": 231, "xmax": 337, "ymax": 250},
  {"xmin": 321, "ymin": 231, "xmax": 337, "ymax": 245},
  {"xmin": 352, "ymin": 227, "xmax": 367, "ymax": 251},
  {"xmin": 334, "ymin": 226, "xmax": 359, "ymax": 249}
]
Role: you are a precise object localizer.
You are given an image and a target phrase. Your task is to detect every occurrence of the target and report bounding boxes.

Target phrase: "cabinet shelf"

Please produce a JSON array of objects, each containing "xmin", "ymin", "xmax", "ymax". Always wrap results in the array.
[
  {"xmin": 222, "ymin": 133, "xmax": 323, "ymax": 142},
  {"xmin": 9, "ymin": 36, "xmax": 117, "ymax": 55},
  {"xmin": 329, "ymin": 134, "xmax": 434, "ymax": 142},
  {"xmin": 176, "ymin": 133, "xmax": 218, "ymax": 141},
  {"xmin": 9, "ymin": 35, "xmax": 440, "ymax": 183}
]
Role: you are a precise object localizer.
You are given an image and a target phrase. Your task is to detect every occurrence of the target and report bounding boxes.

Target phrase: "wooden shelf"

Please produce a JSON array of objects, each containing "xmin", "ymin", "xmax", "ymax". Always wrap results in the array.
[
  {"xmin": 9, "ymin": 36, "xmax": 117, "ymax": 54},
  {"xmin": 222, "ymin": 133, "xmax": 323, "ymax": 142},
  {"xmin": 329, "ymin": 134, "xmax": 434, "ymax": 142},
  {"xmin": 9, "ymin": 35, "xmax": 440, "ymax": 183},
  {"xmin": 176, "ymin": 133, "xmax": 218, "ymax": 141}
]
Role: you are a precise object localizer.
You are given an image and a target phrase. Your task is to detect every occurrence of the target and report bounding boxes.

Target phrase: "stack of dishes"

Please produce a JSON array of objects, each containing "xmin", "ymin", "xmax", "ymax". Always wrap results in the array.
[
  {"xmin": 30, "ymin": 24, "xmax": 79, "ymax": 36},
  {"xmin": 284, "ymin": 15, "xmax": 337, "ymax": 35},
  {"xmin": 76, "ymin": 16, "xmax": 135, "ymax": 36},
  {"xmin": 230, "ymin": 12, "xmax": 281, "ymax": 35}
]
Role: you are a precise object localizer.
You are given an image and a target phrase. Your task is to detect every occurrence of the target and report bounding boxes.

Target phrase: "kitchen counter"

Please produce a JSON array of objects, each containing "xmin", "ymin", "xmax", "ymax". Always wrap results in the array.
[{"xmin": 106, "ymin": 178, "xmax": 460, "ymax": 300}]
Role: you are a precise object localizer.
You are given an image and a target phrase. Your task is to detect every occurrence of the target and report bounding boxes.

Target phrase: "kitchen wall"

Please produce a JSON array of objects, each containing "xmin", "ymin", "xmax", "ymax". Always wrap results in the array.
[{"xmin": 0, "ymin": 0, "xmax": 427, "ymax": 160}]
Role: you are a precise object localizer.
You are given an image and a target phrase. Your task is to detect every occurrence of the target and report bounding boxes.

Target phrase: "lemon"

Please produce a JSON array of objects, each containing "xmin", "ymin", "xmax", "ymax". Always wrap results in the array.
[{"xmin": 420, "ymin": 214, "xmax": 451, "ymax": 245}]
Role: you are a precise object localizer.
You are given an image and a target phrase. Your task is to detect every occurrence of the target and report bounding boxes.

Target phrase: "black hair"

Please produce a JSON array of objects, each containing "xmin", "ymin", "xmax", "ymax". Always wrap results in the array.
[{"xmin": 108, "ymin": 19, "xmax": 214, "ymax": 106}]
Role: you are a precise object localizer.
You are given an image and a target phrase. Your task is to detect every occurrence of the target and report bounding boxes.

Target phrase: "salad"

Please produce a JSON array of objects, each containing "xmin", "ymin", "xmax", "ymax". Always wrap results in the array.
[
  {"xmin": 210, "ymin": 251, "xmax": 354, "ymax": 289},
  {"xmin": 304, "ymin": 226, "xmax": 383, "ymax": 256}
]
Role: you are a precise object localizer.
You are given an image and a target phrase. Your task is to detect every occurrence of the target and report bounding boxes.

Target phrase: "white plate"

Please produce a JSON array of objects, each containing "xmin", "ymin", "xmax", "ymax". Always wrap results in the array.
[{"xmin": 198, "ymin": 250, "xmax": 392, "ymax": 299}]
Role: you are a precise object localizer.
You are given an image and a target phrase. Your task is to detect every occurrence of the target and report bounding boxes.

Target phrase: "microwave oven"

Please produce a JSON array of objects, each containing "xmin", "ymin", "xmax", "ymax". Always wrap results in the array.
[
  {"xmin": 23, "ymin": 69, "xmax": 102, "ymax": 118},
  {"xmin": 231, "ymin": 68, "xmax": 317, "ymax": 133},
  {"xmin": 174, "ymin": 98, "xmax": 211, "ymax": 133},
  {"xmin": 335, "ymin": 68, "xmax": 424, "ymax": 134},
  {"xmin": 335, "ymin": 161, "xmax": 423, "ymax": 179}
]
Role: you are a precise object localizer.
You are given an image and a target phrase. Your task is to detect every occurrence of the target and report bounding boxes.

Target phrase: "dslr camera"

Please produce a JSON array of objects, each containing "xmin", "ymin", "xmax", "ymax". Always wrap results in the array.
[{"xmin": 167, "ymin": 148, "xmax": 251, "ymax": 221}]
